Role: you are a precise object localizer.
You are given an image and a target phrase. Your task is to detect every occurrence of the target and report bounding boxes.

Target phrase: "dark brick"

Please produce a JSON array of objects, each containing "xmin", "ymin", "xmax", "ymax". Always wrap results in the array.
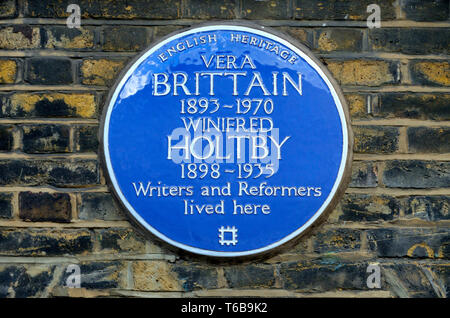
[
  {"xmin": 0, "ymin": 229, "xmax": 92, "ymax": 256},
  {"xmin": 0, "ymin": 193, "xmax": 12, "ymax": 219},
  {"xmin": 0, "ymin": 125, "xmax": 13, "ymax": 151},
  {"xmin": 275, "ymin": 27, "xmax": 312, "ymax": 48},
  {"xmin": 0, "ymin": 159, "xmax": 99, "ymax": 187},
  {"xmin": 407, "ymin": 127, "xmax": 450, "ymax": 153},
  {"xmin": 153, "ymin": 26, "xmax": 184, "ymax": 40},
  {"xmin": 350, "ymin": 161, "xmax": 378, "ymax": 188},
  {"xmin": 376, "ymin": 93, "xmax": 450, "ymax": 121},
  {"xmin": 383, "ymin": 263, "xmax": 444, "ymax": 297},
  {"xmin": 369, "ymin": 28, "xmax": 450, "ymax": 55},
  {"xmin": 172, "ymin": 263, "xmax": 218, "ymax": 291},
  {"xmin": 401, "ymin": 0, "xmax": 449, "ymax": 22},
  {"xmin": 426, "ymin": 265, "xmax": 450, "ymax": 297},
  {"xmin": 0, "ymin": 93, "xmax": 97, "ymax": 119},
  {"xmin": 313, "ymin": 228, "xmax": 362, "ymax": 253},
  {"xmin": 339, "ymin": 193, "xmax": 400, "ymax": 222},
  {"xmin": 19, "ymin": 192, "xmax": 71, "ymax": 223},
  {"xmin": 25, "ymin": 58, "xmax": 73, "ymax": 85},
  {"xmin": 223, "ymin": 265, "xmax": 276, "ymax": 289},
  {"xmin": 78, "ymin": 193, "xmax": 124, "ymax": 221},
  {"xmin": 410, "ymin": 61, "xmax": 450, "ymax": 87},
  {"xmin": 26, "ymin": 0, "xmax": 181, "ymax": 19},
  {"xmin": 95, "ymin": 228, "xmax": 146, "ymax": 254},
  {"xmin": 383, "ymin": 160, "xmax": 450, "ymax": 188},
  {"xmin": 22, "ymin": 125, "xmax": 70, "ymax": 153},
  {"xmin": 102, "ymin": 26, "xmax": 151, "ymax": 52},
  {"xmin": 183, "ymin": 0, "xmax": 236, "ymax": 19},
  {"xmin": 0, "ymin": 265, "xmax": 54, "ymax": 298},
  {"xmin": 353, "ymin": 126, "xmax": 399, "ymax": 154},
  {"xmin": 59, "ymin": 262, "xmax": 123, "ymax": 289},
  {"xmin": 0, "ymin": 0, "xmax": 17, "ymax": 18},
  {"xmin": 315, "ymin": 28, "xmax": 363, "ymax": 52},
  {"xmin": 75, "ymin": 125, "xmax": 98, "ymax": 153},
  {"xmin": 367, "ymin": 228, "xmax": 450, "ymax": 258},
  {"xmin": 241, "ymin": 0, "xmax": 290, "ymax": 19},
  {"xmin": 280, "ymin": 260, "xmax": 370, "ymax": 291},
  {"xmin": 401, "ymin": 196, "xmax": 450, "ymax": 221},
  {"xmin": 294, "ymin": 0, "xmax": 396, "ymax": 20}
]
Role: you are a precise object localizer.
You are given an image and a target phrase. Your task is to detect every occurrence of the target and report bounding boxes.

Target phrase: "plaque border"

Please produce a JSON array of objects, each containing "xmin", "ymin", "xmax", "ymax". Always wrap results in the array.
[{"xmin": 99, "ymin": 22, "xmax": 354, "ymax": 258}]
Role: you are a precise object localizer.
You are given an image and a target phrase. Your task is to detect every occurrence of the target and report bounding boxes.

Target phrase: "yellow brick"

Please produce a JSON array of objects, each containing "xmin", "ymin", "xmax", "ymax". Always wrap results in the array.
[
  {"xmin": 81, "ymin": 59, "xmax": 126, "ymax": 86},
  {"xmin": 132, "ymin": 261, "xmax": 182, "ymax": 291},
  {"xmin": 327, "ymin": 60, "xmax": 395, "ymax": 86},
  {"xmin": 9, "ymin": 93, "xmax": 96, "ymax": 118},
  {"xmin": 0, "ymin": 60, "xmax": 16, "ymax": 83},
  {"xmin": 413, "ymin": 61, "xmax": 450, "ymax": 86}
]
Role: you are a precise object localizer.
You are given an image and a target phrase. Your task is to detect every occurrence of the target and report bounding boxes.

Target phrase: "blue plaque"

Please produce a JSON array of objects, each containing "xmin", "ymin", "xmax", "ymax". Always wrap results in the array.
[{"xmin": 102, "ymin": 24, "xmax": 352, "ymax": 257}]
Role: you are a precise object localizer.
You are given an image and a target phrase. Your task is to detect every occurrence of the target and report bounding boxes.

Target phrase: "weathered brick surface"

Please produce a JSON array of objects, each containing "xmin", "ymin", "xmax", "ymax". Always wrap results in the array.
[
  {"xmin": 0, "ymin": 0, "xmax": 448, "ymax": 299},
  {"xmin": 95, "ymin": 228, "xmax": 146, "ymax": 254},
  {"xmin": 19, "ymin": 192, "xmax": 71, "ymax": 223},
  {"xmin": 102, "ymin": 27, "xmax": 151, "ymax": 52},
  {"xmin": 294, "ymin": 0, "xmax": 396, "ymax": 21},
  {"xmin": 316, "ymin": 29, "xmax": 363, "ymax": 52},
  {"xmin": 0, "ymin": 264, "xmax": 55, "ymax": 298},
  {"xmin": 0, "ymin": 229, "xmax": 92, "ymax": 256},
  {"xmin": 367, "ymin": 228, "xmax": 450, "ymax": 258},
  {"xmin": 0, "ymin": 0, "xmax": 17, "ymax": 18},
  {"xmin": 22, "ymin": 125, "xmax": 71, "ymax": 153},
  {"xmin": 43, "ymin": 26, "xmax": 95, "ymax": 50},
  {"xmin": 0, "ymin": 125, "xmax": 13, "ymax": 151},
  {"xmin": 375, "ymin": 93, "xmax": 450, "ymax": 121},
  {"xmin": 78, "ymin": 193, "xmax": 124, "ymax": 221},
  {"xmin": 132, "ymin": 261, "xmax": 218, "ymax": 291},
  {"xmin": 0, "ymin": 193, "xmax": 13, "ymax": 219},
  {"xmin": 344, "ymin": 93, "xmax": 367, "ymax": 119},
  {"xmin": 75, "ymin": 125, "xmax": 98, "ymax": 153},
  {"xmin": 326, "ymin": 59, "xmax": 398, "ymax": 86},
  {"xmin": 184, "ymin": 0, "xmax": 236, "ymax": 19},
  {"xmin": 410, "ymin": 61, "xmax": 450, "ymax": 87},
  {"xmin": 353, "ymin": 126, "xmax": 399, "ymax": 154},
  {"xmin": 349, "ymin": 161, "xmax": 378, "ymax": 188},
  {"xmin": 407, "ymin": 127, "xmax": 450, "ymax": 153},
  {"xmin": 369, "ymin": 28, "xmax": 450, "ymax": 54},
  {"xmin": 0, "ymin": 26, "xmax": 41, "ymax": 49},
  {"xmin": 280, "ymin": 260, "xmax": 370, "ymax": 291},
  {"xmin": 0, "ymin": 60, "xmax": 17, "ymax": 83},
  {"xmin": 313, "ymin": 228, "xmax": 362, "ymax": 253},
  {"xmin": 401, "ymin": 0, "xmax": 450, "ymax": 22},
  {"xmin": 383, "ymin": 160, "xmax": 450, "ymax": 188},
  {"xmin": 401, "ymin": 196, "xmax": 450, "ymax": 221},
  {"xmin": 59, "ymin": 262, "xmax": 125, "ymax": 290},
  {"xmin": 80, "ymin": 59, "xmax": 126, "ymax": 86},
  {"xmin": 224, "ymin": 264, "xmax": 276, "ymax": 289},
  {"xmin": 25, "ymin": 58, "xmax": 73, "ymax": 85},
  {"xmin": 337, "ymin": 193, "xmax": 400, "ymax": 222},
  {"xmin": 0, "ymin": 159, "xmax": 99, "ymax": 186},
  {"xmin": 0, "ymin": 93, "xmax": 98, "ymax": 118},
  {"xmin": 241, "ymin": 0, "xmax": 290, "ymax": 20},
  {"xmin": 26, "ymin": 0, "xmax": 182, "ymax": 19}
]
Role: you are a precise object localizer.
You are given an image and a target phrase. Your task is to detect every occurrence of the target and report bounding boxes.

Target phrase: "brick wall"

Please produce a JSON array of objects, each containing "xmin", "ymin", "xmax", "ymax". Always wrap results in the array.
[{"xmin": 0, "ymin": 0, "xmax": 448, "ymax": 298}]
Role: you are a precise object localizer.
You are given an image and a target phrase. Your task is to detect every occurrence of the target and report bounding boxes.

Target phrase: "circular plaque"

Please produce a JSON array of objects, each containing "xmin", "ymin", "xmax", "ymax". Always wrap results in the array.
[{"xmin": 102, "ymin": 23, "xmax": 352, "ymax": 257}]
